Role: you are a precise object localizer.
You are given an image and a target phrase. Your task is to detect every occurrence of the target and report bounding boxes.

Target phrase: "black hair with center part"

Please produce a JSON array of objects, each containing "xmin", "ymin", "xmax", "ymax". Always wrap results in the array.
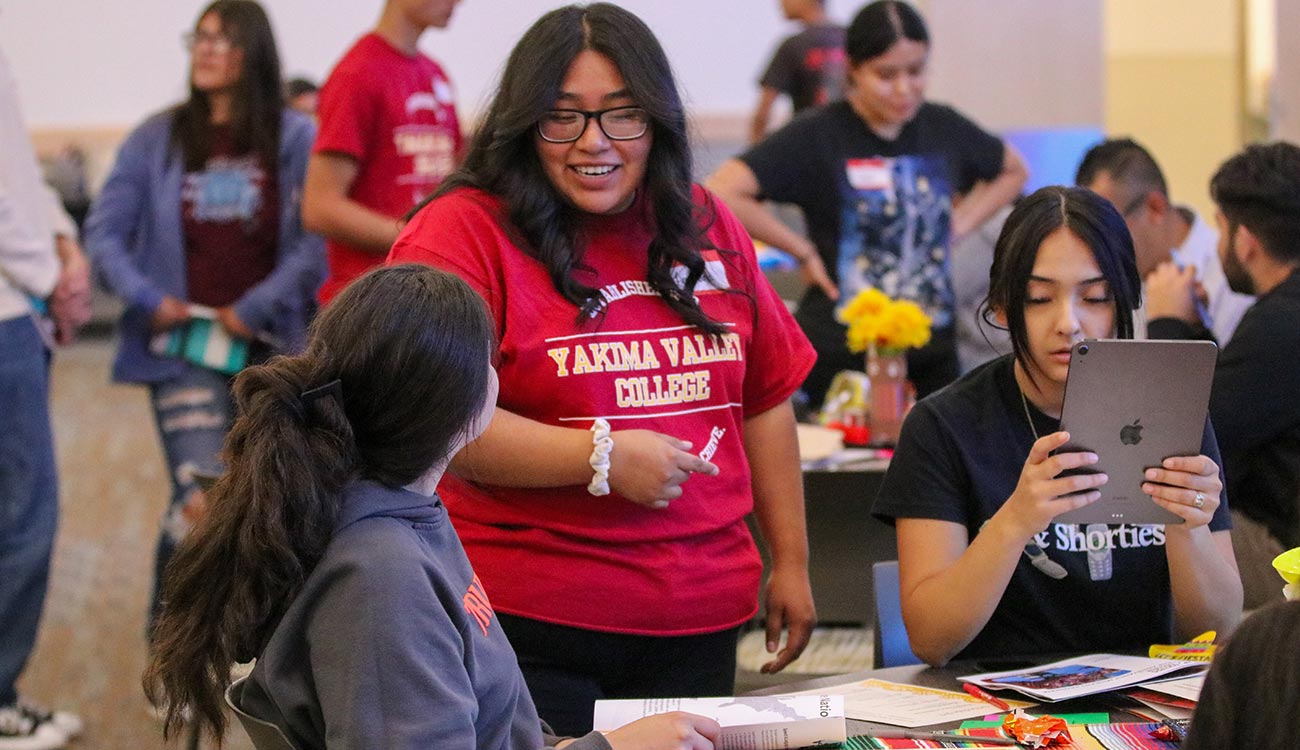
[
  {"xmin": 845, "ymin": 0, "xmax": 929, "ymax": 66},
  {"xmin": 172, "ymin": 0, "xmax": 282, "ymax": 173},
  {"xmin": 982, "ymin": 186, "xmax": 1140, "ymax": 385},
  {"xmin": 413, "ymin": 3, "xmax": 731, "ymax": 334}
]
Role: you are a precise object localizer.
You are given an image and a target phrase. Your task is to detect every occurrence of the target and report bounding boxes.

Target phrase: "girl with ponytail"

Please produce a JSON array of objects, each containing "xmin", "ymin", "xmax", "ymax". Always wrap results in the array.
[{"xmin": 143, "ymin": 264, "xmax": 720, "ymax": 750}]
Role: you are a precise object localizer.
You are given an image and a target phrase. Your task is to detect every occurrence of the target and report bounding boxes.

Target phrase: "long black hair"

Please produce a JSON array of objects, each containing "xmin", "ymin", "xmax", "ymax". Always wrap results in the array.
[
  {"xmin": 845, "ymin": 0, "xmax": 929, "ymax": 66},
  {"xmin": 142, "ymin": 264, "xmax": 496, "ymax": 741},
  {"xmin": 172, "ymin": 0, "xmax": 283, "ymax": 173},
  {"xmin": 422, "ymin": 3, "xmax": 726, "ymax": 334},
  {"xmin": 982, "ymin": 186, "xmax": 1141, "ymax": 383}
]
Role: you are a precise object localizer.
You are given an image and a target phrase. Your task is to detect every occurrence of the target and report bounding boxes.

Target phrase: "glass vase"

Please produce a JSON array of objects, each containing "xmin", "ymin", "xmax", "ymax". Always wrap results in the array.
[{"xmin": 867, "ymin": 345, "xmax": 908, "ymax": 446}]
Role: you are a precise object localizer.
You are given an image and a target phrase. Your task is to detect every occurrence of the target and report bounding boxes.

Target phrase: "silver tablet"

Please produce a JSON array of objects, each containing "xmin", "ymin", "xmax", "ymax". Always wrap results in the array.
[{"xmin": 1053, "ymin": 338, "xmax": 1218, "ymax": 526}]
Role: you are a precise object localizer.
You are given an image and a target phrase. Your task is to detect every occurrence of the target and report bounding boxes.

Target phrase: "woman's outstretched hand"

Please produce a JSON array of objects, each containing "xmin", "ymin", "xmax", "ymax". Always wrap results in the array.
[
  {"xmin": 608, "ymin": 430, "xmax": 719, "ymax": 509},
  {"xmin": 151, "ymin": 295, "xmax": 190, "ymax": 332}
]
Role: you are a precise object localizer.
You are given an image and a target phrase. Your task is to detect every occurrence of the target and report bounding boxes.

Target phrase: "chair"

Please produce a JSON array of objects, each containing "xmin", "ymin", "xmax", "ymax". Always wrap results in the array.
[
  {"xmin": 225, "ymin": 676, "xmax": 299, "ymax": 750},
  {"xmin": 871, "ymin": 560, "xmax": 922, "ymax": 668}
]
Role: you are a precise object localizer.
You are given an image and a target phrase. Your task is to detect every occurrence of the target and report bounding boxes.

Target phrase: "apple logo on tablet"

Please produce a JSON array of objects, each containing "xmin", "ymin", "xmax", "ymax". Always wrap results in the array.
[{"xmin": 1120, "ymin": 419, "xmax": 1143, "ymax": 445}]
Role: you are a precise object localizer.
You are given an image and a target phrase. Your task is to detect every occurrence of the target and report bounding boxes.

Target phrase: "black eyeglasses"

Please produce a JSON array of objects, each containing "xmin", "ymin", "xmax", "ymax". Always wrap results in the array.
[
  {"xmin": 182, "ymin": 31, "xmax": 233, "ymax": 53},
  {"xmin": 537, "ymin": 106, "xmax": 650, "ymax": 143}
]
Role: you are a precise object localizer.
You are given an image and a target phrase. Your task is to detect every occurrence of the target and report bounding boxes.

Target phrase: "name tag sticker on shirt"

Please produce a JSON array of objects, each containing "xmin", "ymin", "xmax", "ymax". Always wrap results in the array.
[
  {"xmin": 846, "ymin": 157, "xmax": 893, "ymax": 192},
  {"xmin": 672, "ymin": 250, "xmax": 729, "ymax": 294}
]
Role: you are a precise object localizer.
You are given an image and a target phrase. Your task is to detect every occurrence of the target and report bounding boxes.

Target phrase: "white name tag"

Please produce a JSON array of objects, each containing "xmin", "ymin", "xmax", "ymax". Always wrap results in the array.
[{"xmin": 846, "ymin": 157, "xmax": 893, "ymax": 192}]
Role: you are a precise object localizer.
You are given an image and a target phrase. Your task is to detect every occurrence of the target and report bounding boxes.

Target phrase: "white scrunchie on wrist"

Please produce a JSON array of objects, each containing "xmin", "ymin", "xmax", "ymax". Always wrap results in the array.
[{"xmin": 587, "ymin": 418, "xmax": 613, "ymax": 496}]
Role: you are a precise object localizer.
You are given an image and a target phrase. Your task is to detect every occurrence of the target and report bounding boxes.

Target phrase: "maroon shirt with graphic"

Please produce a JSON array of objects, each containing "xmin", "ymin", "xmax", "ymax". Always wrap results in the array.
[{"xmin": 182, "ymin": 124, "xmax": 278, "ymax": 307}]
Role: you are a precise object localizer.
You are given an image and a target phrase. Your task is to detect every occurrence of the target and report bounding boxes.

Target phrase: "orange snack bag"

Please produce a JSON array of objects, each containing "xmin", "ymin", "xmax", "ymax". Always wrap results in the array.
[{"xmin": 1001, "ymin": 710, "xmax": 1072, "ymax": 748}]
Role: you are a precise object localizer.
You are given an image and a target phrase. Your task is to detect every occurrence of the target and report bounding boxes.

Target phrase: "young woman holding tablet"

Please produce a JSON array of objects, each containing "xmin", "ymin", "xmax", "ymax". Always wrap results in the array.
[{"xmin": 873, "ymin": 186, "xmax": 1242, "ymax": 666}]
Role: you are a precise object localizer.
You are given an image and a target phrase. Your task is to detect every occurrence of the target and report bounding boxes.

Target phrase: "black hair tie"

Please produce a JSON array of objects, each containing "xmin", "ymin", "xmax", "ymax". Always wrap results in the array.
[{"xmin": 300, "ymin": 379, "xmax": 343, "ymax": 408}]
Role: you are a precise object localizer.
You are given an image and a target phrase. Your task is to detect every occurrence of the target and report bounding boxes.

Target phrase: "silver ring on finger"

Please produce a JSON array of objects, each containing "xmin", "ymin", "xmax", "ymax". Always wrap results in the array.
[{"xmin": 1193, "ymin": 492, "xmax": 1206, "ymax": 510}]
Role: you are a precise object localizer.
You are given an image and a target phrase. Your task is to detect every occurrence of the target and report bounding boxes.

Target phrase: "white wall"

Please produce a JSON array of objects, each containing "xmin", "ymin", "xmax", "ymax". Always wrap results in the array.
[
  {"xmin": 1103, "ymin": 0, "xmax": 1242, "ymax": 216},
  {"xmin": 920, "ymin": 0, "xmax": 1103, "ymax": 131},
  {"xmin": 0, "ymin": 0, "xmax": 860, "ymax": 129},
  {"xmin": 1275, "ymin": 0, "xmax": 1300, "ymax": 142}
]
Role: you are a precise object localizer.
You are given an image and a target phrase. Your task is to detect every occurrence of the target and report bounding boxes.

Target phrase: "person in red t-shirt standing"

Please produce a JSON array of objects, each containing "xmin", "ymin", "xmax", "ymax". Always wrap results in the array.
[
  {"xmin": 304, "ymin": 0, "xmax": 463, "ymax": 304},
  {"xmin": 389, "ymin": 4, "xmax": 817, "ymax": 737}
]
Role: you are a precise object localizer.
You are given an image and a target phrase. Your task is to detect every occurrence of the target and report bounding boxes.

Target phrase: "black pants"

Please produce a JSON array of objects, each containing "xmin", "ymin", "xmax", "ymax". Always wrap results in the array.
[{"xmin": 497, "ymin": 613, "xmax": 741, "ymax": 736}]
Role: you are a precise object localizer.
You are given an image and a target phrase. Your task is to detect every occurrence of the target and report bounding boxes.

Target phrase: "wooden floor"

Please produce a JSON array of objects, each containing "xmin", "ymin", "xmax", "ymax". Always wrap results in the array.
[
  {"xmin": 19, "ymin": 335, "xmax": 862, "ymax": 748},
  {"xmin": 18, "ymin": 336, "xmax": 252, "ymax": 750}
]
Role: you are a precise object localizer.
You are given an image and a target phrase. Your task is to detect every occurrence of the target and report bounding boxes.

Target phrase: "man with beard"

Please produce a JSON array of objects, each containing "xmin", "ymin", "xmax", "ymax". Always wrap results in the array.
[{"xmin": 1147, "ymin": 142, "xmax": 1300, "ymax": 608}]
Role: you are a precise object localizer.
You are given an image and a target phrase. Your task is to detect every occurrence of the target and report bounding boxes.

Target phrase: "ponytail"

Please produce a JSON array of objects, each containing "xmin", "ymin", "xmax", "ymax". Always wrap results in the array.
[
  {"xmin": 142, "ymin": 264, "xmax": 497, "ymax": 742},
  {"xmin": 143, "ymin": 355, "xmax": 357, "ymax": 740}
]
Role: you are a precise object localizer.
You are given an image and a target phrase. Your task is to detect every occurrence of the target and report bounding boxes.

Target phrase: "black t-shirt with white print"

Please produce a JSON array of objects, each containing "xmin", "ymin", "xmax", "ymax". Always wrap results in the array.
[
  {"xmin": 872, "ymin": 355, "xmax": 1230, "ymax": 661},
  {"xmin": 741, "ymin": 101, "xmax": 1004, "ymax": 402}
]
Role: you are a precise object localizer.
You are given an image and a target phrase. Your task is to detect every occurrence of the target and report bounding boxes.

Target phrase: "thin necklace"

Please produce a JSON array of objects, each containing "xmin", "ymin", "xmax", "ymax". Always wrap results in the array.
[
  {"xmin": 1014, "ymin": 383, "xmax": 1071, "ymax": 580},
  {"xmin": 1019, "ymin": 387, "xmax": 1040, "ymax": 441}
]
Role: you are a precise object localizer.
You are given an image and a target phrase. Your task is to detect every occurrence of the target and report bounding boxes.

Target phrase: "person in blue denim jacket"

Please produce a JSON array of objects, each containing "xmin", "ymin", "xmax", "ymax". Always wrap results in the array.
[{"xmin": 83, "ymin": 0, "xmax": 324, "ymax": 634}]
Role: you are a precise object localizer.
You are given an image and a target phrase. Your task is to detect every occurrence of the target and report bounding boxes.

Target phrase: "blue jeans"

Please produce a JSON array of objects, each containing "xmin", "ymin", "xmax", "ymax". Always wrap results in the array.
[
  {"xmin": 146, "ymin": 363, "xmax": 233, "ymax": 633},
  {"xmin": 0, "ymin": 317, "xmax": 57, "ymax": 705}
]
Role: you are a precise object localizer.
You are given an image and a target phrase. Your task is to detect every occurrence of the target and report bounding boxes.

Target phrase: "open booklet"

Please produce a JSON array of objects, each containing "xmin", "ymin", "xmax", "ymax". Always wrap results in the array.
[
  {"xmin": 149, "ymin": 304, "xmax": 249, "ymax": 375},
  {"xmin": 1138, "ymin": 672, "xmax": 1205, "ymax": 703},
  {"xmin": 592, "ymin": 695, "xmax": 846, "ymax": 750},
  {"xmin": 784, "ymin": 678, "xmax": 1034, "ymax": 727},
  {"xmin": 959, "ymin": 654, "xmax": 1206, "ymax": 702}
]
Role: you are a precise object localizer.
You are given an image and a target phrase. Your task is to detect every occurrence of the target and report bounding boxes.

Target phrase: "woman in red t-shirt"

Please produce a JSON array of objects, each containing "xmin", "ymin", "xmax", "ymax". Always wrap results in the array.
[
  {"xmin": 389, "ymin": 3, "xmax": 817, "ymax": 736},
  {"xmin": 84, "ymin": 0, "xmax": 322, "ymax": 636}
]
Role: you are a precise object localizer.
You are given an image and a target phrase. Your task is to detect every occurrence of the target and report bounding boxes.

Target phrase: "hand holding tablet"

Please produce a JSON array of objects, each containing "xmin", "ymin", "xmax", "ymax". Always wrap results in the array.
[{"xmin": 1053, "ymin": 339, "xmax": 1219, "ymax": 526}]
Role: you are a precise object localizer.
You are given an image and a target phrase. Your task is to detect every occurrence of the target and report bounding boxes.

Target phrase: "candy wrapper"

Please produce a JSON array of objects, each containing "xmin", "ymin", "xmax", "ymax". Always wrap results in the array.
[
  {"xmin": 1150, "ymin": 718, "xmax": 1191, "ymax": 742},
  {"xmin": 1001, "ymin": 710, "xmax": 1071, "ymax": 748}
]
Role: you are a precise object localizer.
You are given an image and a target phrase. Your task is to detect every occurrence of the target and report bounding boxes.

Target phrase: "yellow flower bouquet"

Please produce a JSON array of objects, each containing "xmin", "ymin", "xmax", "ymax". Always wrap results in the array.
[
  {"xmin": 834, "ymin": 288, "xmax": 932, "ymax": 446},
  {"xmin": 837, "ymin": 288, "xmax": 932, "ymax": 354}
]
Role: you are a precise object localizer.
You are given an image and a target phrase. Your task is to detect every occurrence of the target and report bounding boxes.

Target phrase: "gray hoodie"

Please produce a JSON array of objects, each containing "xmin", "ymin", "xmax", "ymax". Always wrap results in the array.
[{"xmin": 235, "ymin": 480, "xmax": 612, "ymax": 750}]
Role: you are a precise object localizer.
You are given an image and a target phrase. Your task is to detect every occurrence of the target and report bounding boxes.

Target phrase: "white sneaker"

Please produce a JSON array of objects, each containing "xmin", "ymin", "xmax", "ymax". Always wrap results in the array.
[{"xmin": 0, "ymin": 703, "xmax": 67, "ymax": 750}]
